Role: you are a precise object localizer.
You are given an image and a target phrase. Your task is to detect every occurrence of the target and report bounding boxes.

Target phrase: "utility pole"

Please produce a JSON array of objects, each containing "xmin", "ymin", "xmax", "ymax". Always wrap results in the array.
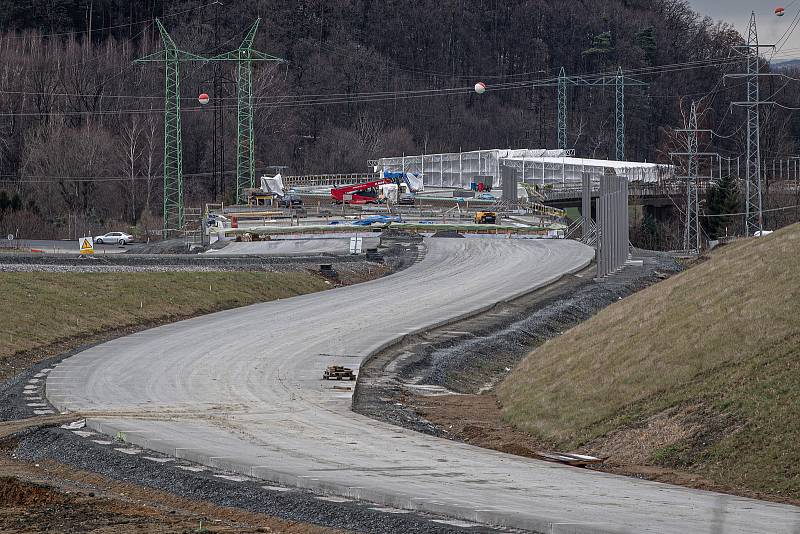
[
  {"xmin": 134, "ymin": 20, "xmax": 205, "ymax": 237},
  {"xmin": 727, "ymin": 12, "xmax": 775, "ymax": 236},
  {"xmin": 555, "ymin": 67, "xmax": 645, "ymax": 161},
  {"xmin": 207, "ymin": 19, "xmax": 284, "ymax": 204}
]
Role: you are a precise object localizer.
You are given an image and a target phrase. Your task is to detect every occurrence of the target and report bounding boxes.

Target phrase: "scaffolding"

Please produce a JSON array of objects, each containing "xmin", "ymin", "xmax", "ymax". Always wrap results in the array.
[{"xmin": 376, "ymin": 149, "xmax": 673, "ymax": 193}]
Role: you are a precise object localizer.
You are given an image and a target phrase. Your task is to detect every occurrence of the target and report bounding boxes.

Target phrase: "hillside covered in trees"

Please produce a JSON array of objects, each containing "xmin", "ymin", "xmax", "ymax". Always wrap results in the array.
[{"xmin": 0, "ymin": 0, "xmax": 797, "ymax": 239}]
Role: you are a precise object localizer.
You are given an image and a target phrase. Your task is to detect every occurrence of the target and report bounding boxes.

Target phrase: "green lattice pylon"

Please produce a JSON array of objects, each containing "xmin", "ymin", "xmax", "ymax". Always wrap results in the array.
[
  {"xmin": 615, "ymin": 66, "xmax": 625, "ymax": 161},
  {"xmin": 558, "ymin": 67, "xmax": 567, "ymax": 151},
  {"xmin": 135, "ymin": 20, "xmax": 204, "ymax": 236},
  {"xmin": 208, "ymin": 19, "xmax": 283, "ymax": 203}
]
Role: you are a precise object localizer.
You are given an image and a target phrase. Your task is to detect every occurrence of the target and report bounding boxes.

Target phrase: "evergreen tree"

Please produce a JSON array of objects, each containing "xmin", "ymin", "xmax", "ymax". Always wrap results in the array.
[{"xmin": 704, "ymin": 172, "xmax": 740, "ymax": 238}]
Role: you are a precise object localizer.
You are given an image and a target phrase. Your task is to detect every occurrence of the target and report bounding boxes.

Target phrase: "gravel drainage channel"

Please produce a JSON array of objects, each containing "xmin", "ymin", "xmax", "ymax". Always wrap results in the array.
[{"xmin": 352, "ymin": 249, "xmax": 683, "ymax": 437}]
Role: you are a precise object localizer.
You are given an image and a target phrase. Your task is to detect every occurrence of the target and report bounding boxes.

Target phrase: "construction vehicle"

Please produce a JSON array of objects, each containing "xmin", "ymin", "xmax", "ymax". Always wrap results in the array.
[
  {"xmin": 330, "ymin": 172, "xmax": 421, "ymax": 205},
  {"xmin": 322, "ymin": 365, "xmax": 356, "ymax": 380},
  {"xmin": 474, "ymin": 211, "xmax": 497, "ymax": 224}
]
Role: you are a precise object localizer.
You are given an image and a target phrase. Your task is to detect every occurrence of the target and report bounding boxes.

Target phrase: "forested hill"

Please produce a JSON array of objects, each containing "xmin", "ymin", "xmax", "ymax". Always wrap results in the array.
[{"xmin": 0, "ymin": 0, "xmax": 759, "ymax": 234}]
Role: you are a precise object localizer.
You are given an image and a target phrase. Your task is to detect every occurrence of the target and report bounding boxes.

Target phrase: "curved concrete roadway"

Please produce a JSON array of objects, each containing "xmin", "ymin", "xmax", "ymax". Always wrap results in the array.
[{"xmin": 47, "ymin": 238, "xmax": 799, "ymax": 533}]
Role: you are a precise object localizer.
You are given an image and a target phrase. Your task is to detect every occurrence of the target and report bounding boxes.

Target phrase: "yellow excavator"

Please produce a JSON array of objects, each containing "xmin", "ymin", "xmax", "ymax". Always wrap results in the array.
[{"xmin": 474, "ymin": 211, "xmax": 497, "ymax": 224}]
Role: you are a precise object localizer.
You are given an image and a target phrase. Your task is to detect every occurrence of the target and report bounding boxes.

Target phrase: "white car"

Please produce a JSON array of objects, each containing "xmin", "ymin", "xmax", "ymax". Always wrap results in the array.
[{"xmin": 94, "ymin": 231, "xmax": 133, "ymax": 245}]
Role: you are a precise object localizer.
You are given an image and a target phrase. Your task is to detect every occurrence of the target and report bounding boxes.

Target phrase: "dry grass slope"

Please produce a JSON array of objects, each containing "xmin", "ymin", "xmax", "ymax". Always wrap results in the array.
[
  {"xmin": 498, "ymin": 223, "xmax": 800, "ymax": 499},
  {"xmin": 1, "ymin": 272, "xmax": 330, "ymax": 379}
]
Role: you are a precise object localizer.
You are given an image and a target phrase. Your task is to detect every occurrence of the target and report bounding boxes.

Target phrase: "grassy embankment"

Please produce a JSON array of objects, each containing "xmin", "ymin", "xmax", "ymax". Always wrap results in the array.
[
  {"xmin": 1, "ymin": 272, "xmax": 330, "ymax": 381},
  {"xmin": 499, "ymin": 223, "xmax": 800, "ymax": 499}
]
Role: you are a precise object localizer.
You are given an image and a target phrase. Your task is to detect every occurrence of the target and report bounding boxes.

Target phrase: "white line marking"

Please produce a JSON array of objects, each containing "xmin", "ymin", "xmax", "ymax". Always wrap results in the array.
[
  {"xmin": 26, "ymin": 403, "xmax": 47, "ymax": 407},
  {"xmin": 72, "ymin": 430, "xmax": 95, "ymax": 438},
  {"xmin": 262, "ymin": 485, "xmax": 292, "ymax": 492},
  {"xmin": 28, "ymin": 378, "xmax": 39, "ymax": 384},
  {"xmin": 175, "ymin": 465, "xmax": 207, "ymax": 472},
  {"xmin": 316, "ymin": 496, "xmax": 351, "ymax": 503},
  {"xmin": 32, "ymin": 409, "xmax": 55, "ymax": 415},
  {"xmin": 143, "ymin": 457, "xmax": 174, "ymax": 463},
  {"xmin": 114, "ymin": 448, "xmax": 142, "ymax": 455},
  {"xmin": 213, "ymin": 474, "xmax": 249, "ymax": 482},
  {"xmin": 369, "ymin": 507, "xmax": 410, "ymax": 514},
  {"xmin": 432, "ymin": 519, "xmax": 483, "ymax": 528},
  {"xmin": 90, "ymin": 440, "xmax": 113, "ymax": 445}
]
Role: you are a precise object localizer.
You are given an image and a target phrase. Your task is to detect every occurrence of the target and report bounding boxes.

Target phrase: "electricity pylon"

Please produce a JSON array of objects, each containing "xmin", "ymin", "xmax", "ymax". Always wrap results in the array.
[
  {"xmin": 670, "ymin": 103, "xmax": 716, "ymax": 253},
  {"xmin": 684, "ymin": 101, "xmax": 700, "ymax": 253},
  {"xmin": 615, "ymin": 67, "xmax": 625, "ymax": 161},
  {"xmin": 135, "ymin": 20, "xmax": 205, "ymax": 237},
  {"xmin": 557, "ymin": 67, "xmax": 567, "ymax": 151},
  {"xmin": 727, "ymin": 12, "xmax": 775, "ymax": 235},
  {"xmin": 207, "ymin": 19, "xmax": 284, "ymax": 203},
  {"xmin": 556, "ymin": 67, "xmax": 646, "ymax": 160}
]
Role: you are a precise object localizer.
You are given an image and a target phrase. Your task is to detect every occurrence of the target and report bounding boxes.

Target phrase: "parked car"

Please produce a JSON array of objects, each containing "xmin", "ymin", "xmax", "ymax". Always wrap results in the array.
[
  {"xmin": 278, "ymin": 193, "xmax": 303, "ymax": 208},
  {"xmin": 207, "ymin": 213, "xmax": 228, "ymax": 227},
  {"xmin": 398, "ymin": 192, "xmax": 416, "ymax": 205},
  {"xmin": 94, "ymin": 231, "xmax": 133, "ymax": 245},
  {"xmin": 476, "ymin": 193, "xmax": 496, "ymax": 201}
]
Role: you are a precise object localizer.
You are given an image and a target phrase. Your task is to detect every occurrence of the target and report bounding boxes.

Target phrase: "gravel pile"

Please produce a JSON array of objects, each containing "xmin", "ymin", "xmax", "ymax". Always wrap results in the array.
[
  {"xmin": 380, "ymin": 228, "xmax": 423, "ymax": 242},
  {"xmin": 431, "ymin": 230, "xmax": 465, "ymax": 238},
  {"xmin": 125, "ymin": 238, "xmax": 205, "ymax": 254}
]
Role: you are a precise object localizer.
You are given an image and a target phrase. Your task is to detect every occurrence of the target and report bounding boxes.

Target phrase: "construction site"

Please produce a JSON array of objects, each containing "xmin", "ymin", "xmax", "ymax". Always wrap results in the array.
[{"xmin": 1, "ymin": 3, "xmax": 800, "ymax": 534}]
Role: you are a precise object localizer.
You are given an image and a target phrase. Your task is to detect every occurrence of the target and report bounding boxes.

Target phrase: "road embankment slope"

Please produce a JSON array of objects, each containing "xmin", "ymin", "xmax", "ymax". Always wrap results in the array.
[{"xmin": 500, "ymin": 224, "xmax": 800, "ymax": 502}]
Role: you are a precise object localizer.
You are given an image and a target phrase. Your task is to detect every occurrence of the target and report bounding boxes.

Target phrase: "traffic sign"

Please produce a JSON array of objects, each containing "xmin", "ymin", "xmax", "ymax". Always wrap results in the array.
[{"xmin": 79, "ymin": 236, "xmax": 94, "ymax": 255}]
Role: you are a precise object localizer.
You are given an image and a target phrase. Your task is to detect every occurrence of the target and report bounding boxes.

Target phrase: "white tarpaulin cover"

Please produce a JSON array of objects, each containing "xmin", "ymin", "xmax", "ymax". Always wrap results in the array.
[{"xmin": 260, "ymin": 174, "xmax": 285, "ymax": 197}]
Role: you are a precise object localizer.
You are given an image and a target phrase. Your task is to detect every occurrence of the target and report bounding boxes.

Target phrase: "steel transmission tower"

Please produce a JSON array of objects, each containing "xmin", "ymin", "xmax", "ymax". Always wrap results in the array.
[
  {"xmin": 727, "ymin": 12, "xmax": 774, "ymax": 235},
  {"xmin": 670, "ymin": 103, "xmax": 716, "ymax": 253},
  {"xmin": 208, "ymin": 19, "xmax": 283, "ymax": 203},
  {"xmin": 558, "ymin": 67, "xmax": 567, "ymax": 151},
  {"xmin": 615, "ymin": 67, "xmax": 625, "ymax": 161},
  {"xmin": 745, "ymin": 13, "xmax": 763, "ymax": 235},
  {"xmin": 135, "ymin": 20, "xmax": 205, "ymax": 236},
  {"xmin": 555, "ymin": 67, "xmax": 645, "ymax": 160},
  {"xmin": 684, "ymin": 101, "xmax": 700, "ymax": 253}
]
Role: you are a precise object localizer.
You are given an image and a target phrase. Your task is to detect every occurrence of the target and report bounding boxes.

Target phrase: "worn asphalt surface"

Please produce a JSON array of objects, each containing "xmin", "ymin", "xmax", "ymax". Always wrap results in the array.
[{"xmin": 46, "ymin": 238, "xmax": 800, "ymax": 533}]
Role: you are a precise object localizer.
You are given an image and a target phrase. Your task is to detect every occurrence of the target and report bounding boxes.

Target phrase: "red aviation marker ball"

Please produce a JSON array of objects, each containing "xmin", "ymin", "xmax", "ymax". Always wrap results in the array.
[
  {"xmin": 475, "ymin": 82, "xmax": 486, "ymax": 94},
  {"xmin": 776, "ymin": 7, "xmax": 786, "ymax": 16},
  {"xmin": 198, "ymin": 93, "xmax": 210, "ymax": 105}
]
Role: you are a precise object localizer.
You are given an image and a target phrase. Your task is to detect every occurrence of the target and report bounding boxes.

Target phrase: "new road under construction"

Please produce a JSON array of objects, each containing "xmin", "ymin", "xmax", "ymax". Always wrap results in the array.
[
  {"xmin": 28, "ymin": 231, "xmax": 796, "ymax": 533},
  {"xmin": 1, "ymin": 171, "xmax": 797, "ymax": 533}
]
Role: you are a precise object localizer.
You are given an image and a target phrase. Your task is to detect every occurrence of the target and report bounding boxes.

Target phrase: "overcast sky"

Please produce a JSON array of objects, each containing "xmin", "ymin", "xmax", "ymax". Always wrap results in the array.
[{"xmin": 689, "ymin": 1, "xmax": 800, "ymax": 60}]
